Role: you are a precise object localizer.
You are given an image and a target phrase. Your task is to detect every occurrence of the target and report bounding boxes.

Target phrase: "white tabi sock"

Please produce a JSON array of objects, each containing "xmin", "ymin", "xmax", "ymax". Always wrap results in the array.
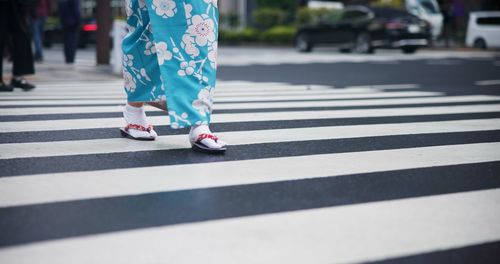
[
  {"xmin": 123, "ymin": 103, "xmax": 157, "ymax": 138},
  {"xmin": 124, "ymin": 103, "xmax": 148, "ymax": 127}
]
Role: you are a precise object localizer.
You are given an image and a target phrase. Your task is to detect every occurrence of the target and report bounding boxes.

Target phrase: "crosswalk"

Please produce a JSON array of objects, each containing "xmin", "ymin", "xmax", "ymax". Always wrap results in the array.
[{"xmin": 1, "ymin": 80, "xmax": 500, "ymax": 263}]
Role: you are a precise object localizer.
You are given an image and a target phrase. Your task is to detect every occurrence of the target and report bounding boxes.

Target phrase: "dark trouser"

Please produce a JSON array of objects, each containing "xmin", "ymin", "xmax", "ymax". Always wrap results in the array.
[
  {"xmin": 62, "ymin": 25, "xmax": 79, "ymax": 63},
  {"xmin": 31, "ymin": 16, "xmax": 47, "ymax": 59},
  {"xmin": 0, "ymin": 0, "xmax": 35, "ymax": 80}
]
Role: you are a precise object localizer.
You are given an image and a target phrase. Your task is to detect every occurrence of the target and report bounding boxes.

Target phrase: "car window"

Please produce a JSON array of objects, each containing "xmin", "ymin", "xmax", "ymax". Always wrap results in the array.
[
  {"xmin": 477, "ymin": 16, "xmax": 500, "ymax": 26},
  {"xmin": 407, "ymin": 7, "xmax": 421, "ymax": 16},
  {"xmin": 340, "ymin": 10, "xmax": 370, "ymax": 23},
  {"xmin": 341, "ymin": 11, "xmax": 356, "ymax": 21},
  {"xmin": 418, "ymin": 0, "xmax": 439, "ymax": 15},
  {"xmin": 373, "ymin": 8, "xmax": 412, "ymax": 19},
  {"xmin": 322, "ymin": 11, "xmax": 343, "ymax": 24}
]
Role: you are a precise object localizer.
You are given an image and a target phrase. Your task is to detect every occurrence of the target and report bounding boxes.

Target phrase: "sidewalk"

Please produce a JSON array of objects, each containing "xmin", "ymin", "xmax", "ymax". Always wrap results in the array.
[{"xmin": 2, "ymin": 46, "xmax": 120, "ymax": 83}]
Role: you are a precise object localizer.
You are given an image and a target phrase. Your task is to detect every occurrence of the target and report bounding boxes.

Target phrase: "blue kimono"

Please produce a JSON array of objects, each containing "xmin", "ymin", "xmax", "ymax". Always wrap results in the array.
[{"xmin": 122, "ymin": 0, "xmax": 218, "ymax": 129}]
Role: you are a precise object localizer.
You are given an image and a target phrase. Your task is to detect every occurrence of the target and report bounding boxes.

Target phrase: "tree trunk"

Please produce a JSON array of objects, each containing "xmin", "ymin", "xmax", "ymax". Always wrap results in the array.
[{"xmin": 96, "ymin": 0, "xmax": 112, "ymax": 65}]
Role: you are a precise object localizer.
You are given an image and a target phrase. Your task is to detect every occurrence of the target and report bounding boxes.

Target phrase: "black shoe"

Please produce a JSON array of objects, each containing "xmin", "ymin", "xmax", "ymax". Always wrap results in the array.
[
  {"xmin": 0, "ymin": 82, "xmax": 14, "ymax": 92},
  {"xmin": 11, "ymin": 77, "xmax": 36, "ymax": 91}
]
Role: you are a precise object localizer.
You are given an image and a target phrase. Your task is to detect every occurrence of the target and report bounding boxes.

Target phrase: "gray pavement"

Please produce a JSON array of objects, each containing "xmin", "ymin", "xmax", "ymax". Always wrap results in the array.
[{"xmin": 3, "ymin": 45, "xmax": 119, "ymax": 83}]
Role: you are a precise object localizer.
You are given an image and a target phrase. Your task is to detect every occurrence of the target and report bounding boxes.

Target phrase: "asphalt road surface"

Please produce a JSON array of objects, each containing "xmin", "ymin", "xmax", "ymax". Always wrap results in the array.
[{"xmin": 1, "ymin": 48, "xmax": 500, "ymax": 263}]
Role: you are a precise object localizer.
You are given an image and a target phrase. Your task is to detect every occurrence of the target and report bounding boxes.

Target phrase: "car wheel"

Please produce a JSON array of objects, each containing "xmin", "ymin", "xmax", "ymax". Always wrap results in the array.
[
  {"xmin": 295, "ymin": 33, "xmax": 313, "ymax": 53},
  {"xmin": 354, "ymin": 33, "xmax": 373, "ymax": 54},
  {"xmin": 402, "ymin": 47, "xmax": 418, "ymax": 54},
  {"xmin": 473, "ymin": 38, "xmax": 487, "ymax": 50}
]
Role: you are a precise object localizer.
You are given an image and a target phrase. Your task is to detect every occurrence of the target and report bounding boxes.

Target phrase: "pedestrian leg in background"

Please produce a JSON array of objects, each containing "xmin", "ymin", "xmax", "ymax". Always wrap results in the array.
[
  {"xmin": 31, "ymin": 0, "xmax": 51, "ymax": 62},
  {"xmin": 0, "ymin": 0, "xmax": 36, "ymax": 91},
  {"xmin": 121, "ymin": 0, "xmax": 226, "ymax": 153},
  {"xmin": 31, "ymin": 16, "xmax": 47, "ymax": 62},
  {"xmin": 57, "ymin": 0, "xmax": 81, "ymax": 64},
  {"xmin": 0, "ymin": 0, "xmax": 14, "ymax": 92},
  {"xmin": 63, "ymin": 25, "xmax": 79, "ymax": 64}
]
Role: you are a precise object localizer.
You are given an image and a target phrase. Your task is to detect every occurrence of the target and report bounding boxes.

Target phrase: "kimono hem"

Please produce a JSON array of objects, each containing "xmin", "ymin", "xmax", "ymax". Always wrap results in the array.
[{"xmin": 122, "ymin": 0, "xmax": 219, "ymax": 129}]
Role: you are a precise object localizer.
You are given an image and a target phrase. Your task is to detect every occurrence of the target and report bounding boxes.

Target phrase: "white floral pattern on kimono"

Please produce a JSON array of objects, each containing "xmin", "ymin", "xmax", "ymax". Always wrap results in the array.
[{"xmin": 122, "ymin": 0, "xmax": 219, "ymax": 129}]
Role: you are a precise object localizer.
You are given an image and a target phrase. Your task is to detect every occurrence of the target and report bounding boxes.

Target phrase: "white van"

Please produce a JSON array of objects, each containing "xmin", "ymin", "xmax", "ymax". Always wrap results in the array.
[
  {"xmin": 405, "ymin": 0, "xmax": 443, "ymax": 39},
  {"xmin": 466, "ymin": 12, "xmax": 500, "ymax": 50}
]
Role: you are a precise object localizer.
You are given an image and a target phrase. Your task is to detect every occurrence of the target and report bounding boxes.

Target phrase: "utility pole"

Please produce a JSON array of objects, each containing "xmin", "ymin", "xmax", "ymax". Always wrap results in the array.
[
  {"xmin": 238, "ymin": 0, "xmax": 247, "ymax": 30},
  {"xmin": 96, "ymin": 0, "xmax": 112, "ymax": 65}
]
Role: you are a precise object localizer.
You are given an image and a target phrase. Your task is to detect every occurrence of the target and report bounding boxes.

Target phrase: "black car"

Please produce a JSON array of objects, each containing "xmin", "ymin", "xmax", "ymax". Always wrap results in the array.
[{"xmin": 295, "ymin": 6, "xmax": 432, "ymax": 54}]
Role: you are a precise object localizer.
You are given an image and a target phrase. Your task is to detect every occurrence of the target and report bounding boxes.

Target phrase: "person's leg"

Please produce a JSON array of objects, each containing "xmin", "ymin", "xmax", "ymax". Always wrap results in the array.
[
  {"xmin": 122, "ymin": 0, "xmax": 163, "ymax": 103},
  {"xmin": 144, "ymin": 0, "xmax": 225, "ymax": 151},
  {"xmin": 120, "ymin": 0, "xmax": 163, "ymax": 140},
  {"xmin": 144, "ymin": 0, "xmax": 215, "ymax": 128},
  {"xmin": 39, "ymin": 17, "xmax": 47, "ymax": 58},
  {"xmin": 32, "ymin": 17, "xmax": 43, "ymax": 61},
  {"xmin": 69, "ymin": 25, "xmax": 79, "ymax": 62},
  {"xmin": 0, "ymin": 1, "xmax": 14, "ymax": 91},
  {"xmin": 63, "ymin": 25, "xmax": 79, "ymax": 63},
  {"xmin": 9, "ymin": 2, "xmax": 35, "ymax": 90},
  {"xmin": 36, "ymin": 17, "xmax": 46, "ymax": 60},
  {"xmin": 62, "ymin": 27, "xmax": 70, "ymax": 63},
  {"xmin": 0, "ymin": 1, "xmax": 9, "ymax": 84}
]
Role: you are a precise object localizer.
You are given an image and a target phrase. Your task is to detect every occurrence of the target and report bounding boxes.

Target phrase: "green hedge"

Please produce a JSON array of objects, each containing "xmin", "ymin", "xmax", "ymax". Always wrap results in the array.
[
  {"xmin": 256, "ymin": 0, "xmax": 298, "ymax": 24},
  {"xmin": 260, "ymin": 26, "xmax": 296, "ymax": 44},
  {"xmin": 219, "ymin": 28, "xmax": 260, "ymax": 44},
  {"xmin": 252, "ymin": 8, "xmax": 286, "ymax": 30},
  {"xmin": 219, "ymin": 26, "xmax": 296, "ymax": 45},
  {"xmin": 256, "ymin": 0, "xmax": 297, "ymax": 10},
  {"xmin": 220, "ymin": 12, "xmax": 240, "ymax": 28}
]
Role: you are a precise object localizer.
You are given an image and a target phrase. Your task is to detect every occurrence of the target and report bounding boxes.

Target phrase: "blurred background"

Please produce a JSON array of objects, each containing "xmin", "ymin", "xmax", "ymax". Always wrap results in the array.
[{"xmin": 33, "ymin": 0, "xmax": 500, "ymax": 64}]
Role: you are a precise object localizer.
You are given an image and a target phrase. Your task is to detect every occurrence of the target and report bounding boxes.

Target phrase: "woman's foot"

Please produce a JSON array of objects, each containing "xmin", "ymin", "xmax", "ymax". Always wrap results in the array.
[
  {"xmin": 189, "ymin": 125, "xmax": 227, "ymax": 154},
  {"xmin": 120, "ymin": 103, "xmax": 158, "ymax": 140}
]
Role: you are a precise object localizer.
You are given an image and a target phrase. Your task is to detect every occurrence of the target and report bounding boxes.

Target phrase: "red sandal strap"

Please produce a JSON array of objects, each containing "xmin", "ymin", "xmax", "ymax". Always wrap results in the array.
[
  {"xmin": 125, "ymin": 124, "xmax": 153, "ymax": 132},
  {"xmin": 196, "ymin": 133, "xmax": 219, "ymax": 143}
]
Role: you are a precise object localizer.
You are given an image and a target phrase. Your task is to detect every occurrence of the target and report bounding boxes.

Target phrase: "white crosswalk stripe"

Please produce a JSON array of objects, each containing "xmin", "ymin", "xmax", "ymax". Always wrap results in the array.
[
  {"xmin": 1, "ymin": 142, "xmax": 499, "ymax": 207},
  {"xmin": 0, "ymin": 80, "xmax": 499, "ymax": 264},
  {"xmin": 0, "ymin": 92, "xmax": 470, "ymax": 115},
  {"xmin": 0, "ymin": 91, "xmax": 448, "ymax": 106},
  {"xmin": 0, "ymin": 90, "xmax": 439, "ymax": 101},
  {"xmin": 1, "ymin": 189, "xmax": 498, "ymax": 264},
  {"xmin": 2, "ymin": 119, "xmax": 500, "ymax": 160},
  {"xmin": 2, "ymin": 104, "xmax": 500, "ymax": 132}
]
